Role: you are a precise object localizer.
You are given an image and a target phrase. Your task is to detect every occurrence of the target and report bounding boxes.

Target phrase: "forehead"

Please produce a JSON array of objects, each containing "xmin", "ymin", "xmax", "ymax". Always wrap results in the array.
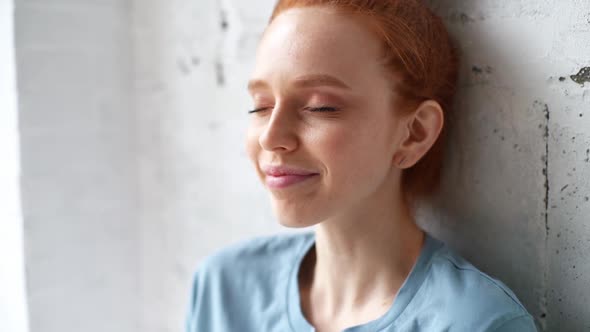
[{"xmin": 251, "ymin": 6, "xmax": 386, "ymax": 91}]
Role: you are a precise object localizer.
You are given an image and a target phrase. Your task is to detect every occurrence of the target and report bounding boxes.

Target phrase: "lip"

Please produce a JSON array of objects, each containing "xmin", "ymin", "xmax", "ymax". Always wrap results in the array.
[
  {"xmin": 261, "ymin": 164, "xmax": 320, "ymax": 189},
  {"xmin": 261, "ymin": 164, "xmax": 319, "ymax": 177},
  {"xmin": 265, "ymin": 173, "xmax": 319, "ymax": 189}
]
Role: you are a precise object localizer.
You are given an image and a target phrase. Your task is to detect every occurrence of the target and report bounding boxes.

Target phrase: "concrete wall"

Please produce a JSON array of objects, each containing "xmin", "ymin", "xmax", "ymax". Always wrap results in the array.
[
  {"xmin": 420, "ymin": 2, "xmax": 590, "ymax": 331},
  {"xmin": 14, "ymin": 1, "xmax": 140, "ymax": 332},
  {"xmin": 0, "ymin": 0, "xmax": 30, "ymax": 331},
  {"xmin": 14, "ymin": 0, "xmax": 589, "ymax": 332},
  {"xmin": 133, "ymin": 1, "xmax": 285, "ymax": 330}
]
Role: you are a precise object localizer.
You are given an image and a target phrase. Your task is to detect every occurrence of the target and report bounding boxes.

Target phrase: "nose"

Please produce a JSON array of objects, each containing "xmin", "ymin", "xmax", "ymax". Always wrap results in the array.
[{"xmin": 258, "ymin": 105, "xmax": 298, "ymax": 153}]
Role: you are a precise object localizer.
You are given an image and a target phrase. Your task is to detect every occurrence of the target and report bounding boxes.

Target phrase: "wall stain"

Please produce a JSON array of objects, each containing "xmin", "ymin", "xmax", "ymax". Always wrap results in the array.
[
  {"xmin": 215, "ymin": 4, "xmax": 228, "ymax": 87},
  {"xmin": 472, "ymin": 65, "xmax": 493, "ymax": 74},
  {"xmin": 208, "ymin": 121, "xmax": 220, "ymax": 131},
  {"xmin": 215, "ymin": 60, "xmax": 225, "ymax": 86},
  {"xmin": 220, "ymin": 8, "xmax": 229, "ymax": 30},
  {"xmin": 448, "ymin": 12, "xmax": 476, "ymax": 25},
  {"xmin": 177, "ymin": 58, "xmax": 190, "ymax": 76},
  {"xmin": 570, "ymin": 67, "xmax": 590, "ymax": 85}
]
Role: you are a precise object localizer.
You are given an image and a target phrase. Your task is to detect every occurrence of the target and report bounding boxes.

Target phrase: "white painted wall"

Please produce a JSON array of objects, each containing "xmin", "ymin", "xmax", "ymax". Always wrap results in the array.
[
  {"xmin": 14, "ymin": 0, "xmax": 590, "ymax": 332},
  {"xmin": 14, "ymin": 1, "xmax": 140, "ymax": 332},
  {"xmin": 0, "ymin": 0, "xmax": 30, "ymax": 331}
]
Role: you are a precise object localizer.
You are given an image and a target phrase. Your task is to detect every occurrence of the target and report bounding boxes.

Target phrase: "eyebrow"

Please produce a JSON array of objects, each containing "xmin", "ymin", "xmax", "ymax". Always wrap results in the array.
[{"xmin": 247, "ymin": 74, "xmax": 352, "ymax": 92}]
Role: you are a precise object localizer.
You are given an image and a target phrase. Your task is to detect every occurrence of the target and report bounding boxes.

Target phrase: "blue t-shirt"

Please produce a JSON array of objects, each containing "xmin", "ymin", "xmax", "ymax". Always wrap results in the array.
[{"xmin": 185, "ymin": 231, "xmax": 537, "ymax": 332}]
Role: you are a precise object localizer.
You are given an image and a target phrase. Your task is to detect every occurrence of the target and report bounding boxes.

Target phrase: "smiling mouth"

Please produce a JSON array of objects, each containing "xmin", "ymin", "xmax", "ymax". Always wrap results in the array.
[{"xmin": 265, "ymin": 173, "xmax": 319, "ymax": 189}]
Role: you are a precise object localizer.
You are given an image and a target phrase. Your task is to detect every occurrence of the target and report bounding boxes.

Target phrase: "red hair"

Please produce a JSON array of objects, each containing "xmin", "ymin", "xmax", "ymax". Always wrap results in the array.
[{"xmin": 269, "ymin": 0, "xmax": 460, "ymax": 204}]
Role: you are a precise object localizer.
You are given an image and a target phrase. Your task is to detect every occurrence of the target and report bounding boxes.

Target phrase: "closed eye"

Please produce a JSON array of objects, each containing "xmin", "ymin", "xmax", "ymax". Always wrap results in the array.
[
  {"xmin": 248, "ymin": 107, "xmax": 272, "ymax": 114},
  {"xmin": 304, "ymin": 106, "xmax": 339, "ymax": 112},
  {"xmin": 247, "ymin": 106, "xmax": 339, "ymax": 114}
]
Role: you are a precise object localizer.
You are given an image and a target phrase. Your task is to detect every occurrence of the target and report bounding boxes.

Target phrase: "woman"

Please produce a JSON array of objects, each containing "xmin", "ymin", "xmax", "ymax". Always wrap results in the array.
[{"xmin": 185, "ymin": 1, "xmax": 538, "ymax": 331}]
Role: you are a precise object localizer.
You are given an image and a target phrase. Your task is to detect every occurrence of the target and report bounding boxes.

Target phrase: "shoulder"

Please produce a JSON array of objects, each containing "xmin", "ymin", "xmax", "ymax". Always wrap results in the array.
[
  {"xmin": 185, "ymin": 231, "xmax": 313, "ymax": 331},
  {"xmin": 415, "ymin": 240, "xmax": 537, "ymax": 331},
  {"xmin": 196, "ymin": 231, "xmax": 311, "ymax": 275},
  {"xmin": 188, "ymin": 231, "xmax": 312, "ymax": 295}
]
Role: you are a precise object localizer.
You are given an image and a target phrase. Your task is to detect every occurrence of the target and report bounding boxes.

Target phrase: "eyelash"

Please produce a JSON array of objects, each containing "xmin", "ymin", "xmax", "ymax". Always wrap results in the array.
[{"xmin": 248, "ymin": 106, "xmax": 339, "ymax": 114}]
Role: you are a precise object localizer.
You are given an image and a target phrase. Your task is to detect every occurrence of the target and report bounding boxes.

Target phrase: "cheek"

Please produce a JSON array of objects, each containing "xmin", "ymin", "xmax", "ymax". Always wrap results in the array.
[
  {"xmin": 318, "ymin": 119, "xmax": 392, "ymax": 183},
  {"xmin": 245, "ymin": 125, "xmax": 260, "ymax": 164}
]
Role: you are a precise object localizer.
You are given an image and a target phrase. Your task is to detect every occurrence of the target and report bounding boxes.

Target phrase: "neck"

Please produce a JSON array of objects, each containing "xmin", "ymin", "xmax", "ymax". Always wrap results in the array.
[{"xmin": 299, "ymin": 179, "xmax": 425, "ymax": 322}]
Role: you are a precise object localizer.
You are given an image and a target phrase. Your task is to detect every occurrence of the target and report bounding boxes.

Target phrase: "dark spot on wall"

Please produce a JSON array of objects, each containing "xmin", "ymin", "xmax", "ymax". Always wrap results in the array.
[
  {"xmin": 177, "ymin": 58, "xmax": 190, "ymax": 76},
  {"xmin": 220, "ymin": 9, "xmax": 229, "ymax": 30},
  {"xmin": 540, "ymin": 312, "xmax": 547, "ymax": 319},
  {"xmin": 570, "ymin": 67, "xmax": 590, "ymax": 85},
  {"xmin": 561, "ymin": 184, "xmax": 569, "ymax": 192},
  {"xmin": 191, "ymin": 56, "xmax": 200, "ymax": 66},
  {"xmin": 215, "ymin": 60, "xmax": 225, "ymax": 86},
  {"xmin": 449, "ymin": 12, "xmax": 476, "ymax": 25},
  {"xmin": 559, "ymin": 76, "xmax": 566, "ymax": 82},
  {"xmin": 208, "ymin": 121, "xmax": 220, "ymax": 131},
  {"xmin": 472, "ymin": 65, "xmax": 493, "ymax": 74}
]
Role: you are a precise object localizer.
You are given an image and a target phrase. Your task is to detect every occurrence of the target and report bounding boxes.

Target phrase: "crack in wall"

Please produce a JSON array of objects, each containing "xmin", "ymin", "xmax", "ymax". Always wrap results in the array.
[{"xmin": 540, "ymin": 101, "xmax": 550, "ymax": 331}]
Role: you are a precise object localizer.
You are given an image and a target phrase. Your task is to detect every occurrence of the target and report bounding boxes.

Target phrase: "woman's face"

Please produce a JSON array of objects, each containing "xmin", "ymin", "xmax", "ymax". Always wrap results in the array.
[{"xmin": 246, "ymin": 6, "xmax": 408, "ymax": 227}]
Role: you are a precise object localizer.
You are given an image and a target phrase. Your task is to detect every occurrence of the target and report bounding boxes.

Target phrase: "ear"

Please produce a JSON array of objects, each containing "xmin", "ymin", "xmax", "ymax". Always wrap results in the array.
[{"xmin": 393, "ymin": 100, "xmax": 444, "ymax": 169}]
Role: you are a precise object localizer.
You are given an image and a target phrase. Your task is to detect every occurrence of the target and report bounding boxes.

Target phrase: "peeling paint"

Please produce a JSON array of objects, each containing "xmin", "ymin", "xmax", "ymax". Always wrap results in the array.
[{"xmin": 570, "ymin": 67, "xmax": 590, "ymax": 85}]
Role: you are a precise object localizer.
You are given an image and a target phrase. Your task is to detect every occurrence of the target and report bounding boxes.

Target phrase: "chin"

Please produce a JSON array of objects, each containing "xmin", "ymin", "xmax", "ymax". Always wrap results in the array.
[{"xmin": 271, "ymin": 200, "xmax": 320, "ymax": 229}]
